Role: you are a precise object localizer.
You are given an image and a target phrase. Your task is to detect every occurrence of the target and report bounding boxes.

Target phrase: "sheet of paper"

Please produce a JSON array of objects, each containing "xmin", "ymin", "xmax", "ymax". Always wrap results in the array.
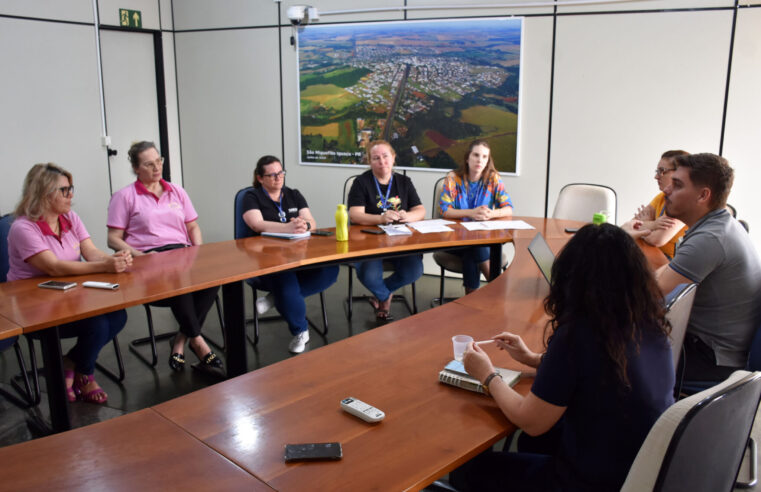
[
  {"xmin": 406, "ymin": 219, "xmax": 456, "ymax": 227},
  {"xmin": 408, "ymin": 222, "xmax": 454, "ymax": 233},
  {"xmin": 379, "ymin": 224, "xmax": 412, "ymax": 236},
  {"xmin": 460, "ymin": 220, "xmax": 535, "ymax": 231}
]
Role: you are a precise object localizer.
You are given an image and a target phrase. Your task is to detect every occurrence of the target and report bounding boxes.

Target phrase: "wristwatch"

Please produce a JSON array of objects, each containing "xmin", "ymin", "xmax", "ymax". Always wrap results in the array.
[
  {"xmin": 482, "ymin": 371, "xmax": 503, "ymax": 395},
  {"xmin": 306, "ymin": 221, "xmax": 311, "ymax": 231}
]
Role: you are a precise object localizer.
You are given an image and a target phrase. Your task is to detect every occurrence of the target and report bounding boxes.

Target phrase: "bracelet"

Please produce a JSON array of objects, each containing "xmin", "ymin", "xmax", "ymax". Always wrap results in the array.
[{"xmin": 482, "ymin": 371, "xmax": 503, "ymax": 395}]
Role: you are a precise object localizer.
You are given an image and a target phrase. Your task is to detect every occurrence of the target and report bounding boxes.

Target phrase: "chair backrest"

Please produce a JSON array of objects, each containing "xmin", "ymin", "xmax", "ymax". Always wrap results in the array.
[
  {"xmin": 0, "ymin": 214, "xmax": 14, "ymax": 283},
  {"xmin": 622, "ymin": 370, "xmax": 761, "ymax": 492},
  {"xmin": 432, "ymin": 176, "xmax": 446, "ymax": 219},
  {"xmin": 664, "ymin": 283, "xmax": 697, "ymax": 371},
  {"xmin": 552, "ymin": 183, "xmax": 617, "ymax": 224},
  {"xmin": 234, "ymin": 187, "xmax": 256, "ymax": 240},
  {"xmin": 342, "ymin": 175, "xmax": 358, "ymax": 206}
]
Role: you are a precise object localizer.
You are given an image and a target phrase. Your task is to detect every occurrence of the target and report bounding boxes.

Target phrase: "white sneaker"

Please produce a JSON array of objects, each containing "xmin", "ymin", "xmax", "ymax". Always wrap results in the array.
[
  {"xmin": 256, "ymin": 293, "xmax": 275, "ymax": 315},
  {"xmin": 288, "ymin": 330, "xmax": 310, "ymax": 354}
]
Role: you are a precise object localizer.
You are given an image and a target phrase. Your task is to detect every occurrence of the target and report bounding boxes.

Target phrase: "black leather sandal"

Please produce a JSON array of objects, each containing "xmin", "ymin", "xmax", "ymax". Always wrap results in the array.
[{"xmin": 168, "ymin": 352, "xmax": 185, "ymax": 371}]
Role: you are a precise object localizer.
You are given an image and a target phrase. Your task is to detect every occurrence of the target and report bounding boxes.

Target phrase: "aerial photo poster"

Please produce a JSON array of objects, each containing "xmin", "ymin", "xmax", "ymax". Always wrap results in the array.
[{"xmin": 297, "ymin": 17, "xmax": 523, "ymax": 174}]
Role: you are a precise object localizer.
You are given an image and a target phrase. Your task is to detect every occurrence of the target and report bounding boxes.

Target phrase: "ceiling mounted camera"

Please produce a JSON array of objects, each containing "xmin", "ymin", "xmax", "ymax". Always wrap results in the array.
[{"xmin": 287, "ymin": 6, "xmax": 307, "ymax": 25}]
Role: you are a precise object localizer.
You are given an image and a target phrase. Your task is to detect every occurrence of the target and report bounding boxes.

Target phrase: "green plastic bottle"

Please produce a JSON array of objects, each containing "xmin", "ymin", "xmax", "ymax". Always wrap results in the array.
[{"xmin": 335, "ymin": 204, "xmax": 349, "ymax": 241}]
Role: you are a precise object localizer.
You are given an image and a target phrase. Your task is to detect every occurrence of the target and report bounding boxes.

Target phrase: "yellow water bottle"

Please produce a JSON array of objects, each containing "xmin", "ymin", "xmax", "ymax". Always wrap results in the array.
[{"xmin": 335, "ymin": 204, "xmax": 349, "ymax": 241}]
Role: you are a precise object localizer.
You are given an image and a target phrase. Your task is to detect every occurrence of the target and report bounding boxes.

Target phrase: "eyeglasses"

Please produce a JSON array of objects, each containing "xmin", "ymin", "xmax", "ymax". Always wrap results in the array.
[
  {"xmin": 140, "ymin": 157, "xmax": 164, "ymax": 169},
  {"xmin": 263, "ymin": 170, "xmax": 286, "ymax": 179},
  {"xmin": 58, "ymin": 186, "xmax": 74, "ymax": 198},
  {"xmin": 655, "ymin": 167, "xmax": 675, "ymax": 176}
]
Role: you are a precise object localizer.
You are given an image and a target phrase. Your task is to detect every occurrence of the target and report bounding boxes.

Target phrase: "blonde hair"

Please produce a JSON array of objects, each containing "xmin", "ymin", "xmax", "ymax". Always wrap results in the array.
[
  {"xmin": 14, "ymin": 163, "xmax": 73, "ymax": 221},
  {"xmin": 366, "ymin": 140, "xmax": 395, "ymax": 163}
]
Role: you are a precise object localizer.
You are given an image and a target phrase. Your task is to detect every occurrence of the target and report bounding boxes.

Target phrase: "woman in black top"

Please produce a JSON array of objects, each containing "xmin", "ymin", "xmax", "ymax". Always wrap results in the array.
[
  {"xmin": 241, "ymin": 155, "xmax": 338, "ymax": 353},
  {"xmin": 347, "ymin": 140, "xmax": 426, "ymax": 321}
]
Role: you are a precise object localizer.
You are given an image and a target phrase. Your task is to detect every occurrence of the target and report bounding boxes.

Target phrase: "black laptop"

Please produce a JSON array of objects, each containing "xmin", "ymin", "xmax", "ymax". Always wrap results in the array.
[{"xmin": 527, "ymin": 233, "xmax": 555, "ymax": 284}]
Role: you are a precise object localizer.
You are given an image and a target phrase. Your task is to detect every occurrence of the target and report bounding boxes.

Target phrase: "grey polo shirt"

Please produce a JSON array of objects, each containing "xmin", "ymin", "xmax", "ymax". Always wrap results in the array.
[{"xmin": 669, "ymin": 208, "xmax": 761, "ymax": 367}]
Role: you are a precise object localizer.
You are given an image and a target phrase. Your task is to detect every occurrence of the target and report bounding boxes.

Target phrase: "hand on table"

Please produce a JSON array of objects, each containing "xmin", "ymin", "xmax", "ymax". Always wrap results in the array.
[
  {"xmin": 107, "ymin": 250, "xmax": 133, "ymax": 273},
  {"xmin": 382, "ymin": 209, "xmax": 407, "ymax": 223},
  {"xmin": 289, "ymin": 217, "xmax": 308, "ymax": 234},
  {"xmin": 471, "ymin": 206, "xmax": 493, "ymax": 221}
]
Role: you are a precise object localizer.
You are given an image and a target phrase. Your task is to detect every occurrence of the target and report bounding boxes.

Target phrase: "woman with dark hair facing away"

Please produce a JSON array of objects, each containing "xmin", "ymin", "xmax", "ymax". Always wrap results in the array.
[
  {"xmin": 241, "ymin": 155, "xmax": 338, "ymax": 354},
  {"xmin": 347, "ymin": 140, "xmax": 426, "ymax": 322},
  {"xmin": 452, "ymin": 224, "xmax": 675, "ymax": 492},
  {"xmin": 107, "ymin": 141, "xmax": 223, "ymax": 376},
  {"xmin": 8, "ymin": 163, "xmax": 132, "ymax": 404},
  {"xmin": 632, "ymin": 150, "xmax": 689, "ymax": 258},
  {"xmin": 439, "ymin": 139, "xmax": 513, "ymax": 293}
]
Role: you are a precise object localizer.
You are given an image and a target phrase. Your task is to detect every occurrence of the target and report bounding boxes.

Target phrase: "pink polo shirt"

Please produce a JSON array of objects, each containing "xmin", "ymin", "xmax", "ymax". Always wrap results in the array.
[
  {"xmin": 7, "ymin": 212, "xmax": 90, "ymax": 281},
  {"xmin": 107, "ymin": 179, "xmax": 198, "ymax": 252}
]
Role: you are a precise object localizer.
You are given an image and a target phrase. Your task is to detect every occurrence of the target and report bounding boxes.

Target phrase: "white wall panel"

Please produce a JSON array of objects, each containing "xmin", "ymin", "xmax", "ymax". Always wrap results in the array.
[
  {"xmin": 557, "ymin": 0, "xmax": 733, "ymax": 14},
  {"xmin": 174, "ymin": 29, "xmax": 282, "ymax": 242},
  {"xmin": 722, "ymin": 7, "xmax": 761, "ymax": 253},
  {"xmin": 162, "ymin": 32, "xmax": 183, "ymax": 185},
  {"xmin": 406, "ymin": 0, "xmax": 553, "ymax": 19},
  {"xmin": 172, "ymin": 0, "xmax": 278, "ymax": 30},
  {"xmin": 0, "ymin": 0, "xmax": 93, "ymax": 23},
  {"xmin": 549, "ymin": 10, "xmax": 731, "ymax": 225},
  {"xmin": 0, "ymin": 18, "xmax": 111, "ymax": 249}
]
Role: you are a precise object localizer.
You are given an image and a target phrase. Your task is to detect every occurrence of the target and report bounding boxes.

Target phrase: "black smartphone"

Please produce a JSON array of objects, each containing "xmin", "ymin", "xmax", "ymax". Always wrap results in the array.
[
  {"xmin": 564, "ymin": 227, "xmax": 579, "ymax": 234},
  {"xmin": 284, "ymin": 442, "xmax": 343, "ymax": 462},
  {"xmin": 38, "ymin": 280, "xmax": 77, "ymax": 291},
  {"xmin": 311, "ymin": 229, "xmax": 334, "ymax": 237},
  {"xmin": 360, "ymin": 228, "xmax": 385, "ymax": 235}
]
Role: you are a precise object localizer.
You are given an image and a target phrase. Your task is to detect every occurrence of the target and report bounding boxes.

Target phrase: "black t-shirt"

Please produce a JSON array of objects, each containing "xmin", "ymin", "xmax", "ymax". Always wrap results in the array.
[
  {"xmin": 241, "ymin": 186, "xmax": 309, "ymax": 235},
  {"xmin": 347, "ymin": 170, "xmax": 422, "ymax": 215},
  {"xmin": 531, "ymin": 320, "xmax": 674, "ymax": 491}
]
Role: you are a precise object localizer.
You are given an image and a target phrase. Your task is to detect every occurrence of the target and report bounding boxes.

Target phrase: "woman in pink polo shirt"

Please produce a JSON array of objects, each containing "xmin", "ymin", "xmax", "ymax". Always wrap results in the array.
[
  {"xmin": 107, "ymin": 141, "xmax": 222, "ymax": 376},
  {"xmin": 8, "ymin": 163, "xmax": 132, "ymax": 404}
]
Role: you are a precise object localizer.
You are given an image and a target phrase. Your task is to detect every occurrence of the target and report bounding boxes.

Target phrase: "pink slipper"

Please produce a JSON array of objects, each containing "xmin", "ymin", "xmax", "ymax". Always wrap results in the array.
[{"xmin": 73, "ymin": 374, "xmax": 108, "ymax": 404}]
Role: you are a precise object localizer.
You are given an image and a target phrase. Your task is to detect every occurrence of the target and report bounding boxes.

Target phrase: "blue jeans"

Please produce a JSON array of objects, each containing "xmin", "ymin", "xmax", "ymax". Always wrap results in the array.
[
  {"xmin": 448, "ymin": 246, "xmax": 489, "ymax": 289},
  {"xmin": 259, "ymin": 266, "xmax": 339, "ymax": 335},
  {"xmin": 355, "ymin": 255, "xmax": 423, "ymax": 302},
  {"xmin": 58, "ymin": 310, "xmax": 127, "ymax": 375}
]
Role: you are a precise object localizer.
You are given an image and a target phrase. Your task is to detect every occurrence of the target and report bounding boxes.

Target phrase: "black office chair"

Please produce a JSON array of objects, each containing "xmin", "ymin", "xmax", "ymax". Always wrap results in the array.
[
  {"xmin": 727, "ymin": 203, "xmax": 750, "ymax": 233},
  {"xmin": 233, "ymin": 187, "xmax": 327, "ymax": 346},
  {"xmin": 622, "ymin": 370, "xmax": 761, "ymax": 491},
  {"xmin": 341, "ymin": 175, "xmax": 417, "ymax": 320}
]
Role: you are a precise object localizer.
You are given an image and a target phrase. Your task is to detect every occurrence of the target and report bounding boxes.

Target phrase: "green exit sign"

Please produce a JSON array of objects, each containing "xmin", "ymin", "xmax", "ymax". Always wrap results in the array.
[{"xmin": 119, "ymin": 9, "xmax": 142, "ymax": 28}]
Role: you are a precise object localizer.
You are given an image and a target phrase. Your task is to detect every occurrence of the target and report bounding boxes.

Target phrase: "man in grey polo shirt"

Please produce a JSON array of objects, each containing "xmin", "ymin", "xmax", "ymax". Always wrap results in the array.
[{"xmin": 655, "ymin": 153, "xmax": 761, "ymax": 383}]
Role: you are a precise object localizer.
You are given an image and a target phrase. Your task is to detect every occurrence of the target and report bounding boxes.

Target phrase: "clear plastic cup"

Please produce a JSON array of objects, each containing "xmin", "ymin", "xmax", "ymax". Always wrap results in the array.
[{"xmin": 452, "ymin": 335, "xmax": 474, "ymax": 361}]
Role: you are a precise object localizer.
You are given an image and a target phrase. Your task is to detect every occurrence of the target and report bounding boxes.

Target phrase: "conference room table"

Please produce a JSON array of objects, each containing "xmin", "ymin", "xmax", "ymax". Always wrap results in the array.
[
  {"xmin": 0, "ymin": 218, "xmax": 540, "ymax": 433},
  {"xmin": 0, "ymin": 217, "xmax": 669, "ymax": 489}
]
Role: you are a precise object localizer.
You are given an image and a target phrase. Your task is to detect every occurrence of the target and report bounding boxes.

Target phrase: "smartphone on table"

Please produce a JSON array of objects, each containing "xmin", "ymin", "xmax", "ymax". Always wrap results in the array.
[
  {"xmin": 38, "ymin": 280, "xmax": 77, "ymax": 291},
  {"xmin": 284, "ymin": 442, "xmax": 343, "ymax": 462}
]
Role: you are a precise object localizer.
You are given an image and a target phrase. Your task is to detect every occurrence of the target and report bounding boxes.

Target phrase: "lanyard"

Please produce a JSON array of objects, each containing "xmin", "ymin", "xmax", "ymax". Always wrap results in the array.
[
  {"xmin": 262, "ymin": 188, "xmax": 287, "ymax": 222},
  {"xmin": 373, "ymin": 174, "xmax": 394, "ymax": 211}
]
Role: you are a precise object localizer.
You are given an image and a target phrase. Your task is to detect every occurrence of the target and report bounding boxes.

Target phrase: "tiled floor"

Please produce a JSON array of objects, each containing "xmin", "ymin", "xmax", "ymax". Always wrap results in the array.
[{"xmin": 0, "ymin": 270, "xmax": 465, "ymax": 447}]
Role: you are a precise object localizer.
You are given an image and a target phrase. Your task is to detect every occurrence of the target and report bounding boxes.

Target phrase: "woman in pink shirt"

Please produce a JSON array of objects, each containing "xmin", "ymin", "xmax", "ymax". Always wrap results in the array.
[
  {"xmin": 7, "ymin": 163, "xmax": 132, "ymax": 404},
  {"xmin": 107, "ymin": 141, "xmax": 222, "ymax": 376}
]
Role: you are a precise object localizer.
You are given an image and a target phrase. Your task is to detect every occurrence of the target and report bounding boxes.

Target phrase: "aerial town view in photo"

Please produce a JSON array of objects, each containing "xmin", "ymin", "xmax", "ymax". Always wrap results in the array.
[{"xmin": 297, "ymin": 18, "xmax": 522, "ymax": 173}]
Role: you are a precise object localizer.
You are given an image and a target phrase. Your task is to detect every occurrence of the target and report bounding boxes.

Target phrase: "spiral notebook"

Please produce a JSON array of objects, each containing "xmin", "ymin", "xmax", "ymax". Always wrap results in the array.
[{"xmin": 438, "ymin": 360, "xmax": 521, "ymax": 394}]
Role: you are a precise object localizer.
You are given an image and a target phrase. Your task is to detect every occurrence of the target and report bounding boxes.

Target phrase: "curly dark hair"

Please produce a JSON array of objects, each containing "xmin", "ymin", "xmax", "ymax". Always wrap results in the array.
[{"xmin": 543, "ymin": 223, "xmax": 670, "ymax": 387}]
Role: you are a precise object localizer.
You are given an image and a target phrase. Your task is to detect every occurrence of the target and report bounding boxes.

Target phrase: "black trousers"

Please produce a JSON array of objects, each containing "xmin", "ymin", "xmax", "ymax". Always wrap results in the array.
[
  {"xmin": 150, "ymin": 286, "xmax": 219, "ymax": 338},
  {"xmin": 681, "ymin": 333, "xmax": 742, "ymax": 383}
]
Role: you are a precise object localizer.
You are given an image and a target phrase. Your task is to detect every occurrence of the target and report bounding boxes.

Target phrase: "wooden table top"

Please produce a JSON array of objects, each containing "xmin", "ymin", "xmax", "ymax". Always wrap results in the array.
[
  {"xmin": 0, "ymin": 314, "xmax": 22, "ymax": 341},
  {"xmin": 0, "ymin": 409, "xmax": 273, "ymax": 491},
  {"xmin": 0, "ymin": 222, "xmax": 514, "ymax": 333},
  {"xmin": 154, "ymin": 301, "xmax": 538, "ymax": 491}
]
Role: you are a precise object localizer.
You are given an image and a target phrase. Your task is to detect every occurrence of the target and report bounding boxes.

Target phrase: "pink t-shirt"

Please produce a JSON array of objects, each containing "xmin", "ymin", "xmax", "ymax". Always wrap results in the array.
[
  {"xmin": 107, "ymin": 179, "xmax": 198, "ymax": 252},
  {"xmin": 7, "ymin": 212, "xmax": 90, "ymax": 281}
]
